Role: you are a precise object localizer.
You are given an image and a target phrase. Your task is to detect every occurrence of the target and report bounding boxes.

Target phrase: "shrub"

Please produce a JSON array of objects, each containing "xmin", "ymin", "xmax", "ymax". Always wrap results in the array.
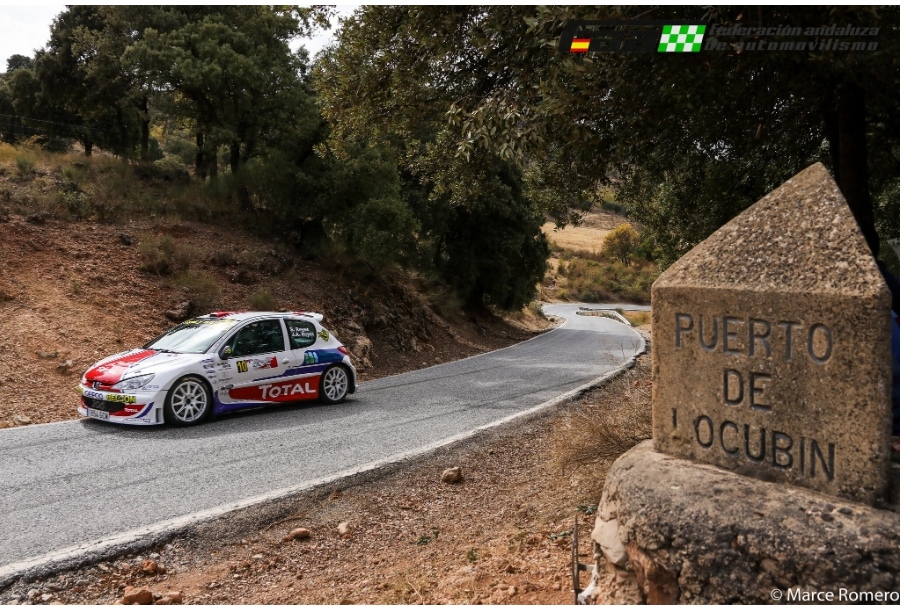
[
  {"xmin": 550, "ymin": 358, "xmax": 652, "ymax": 481},
  {"xmin": 15, "ymin": 155, "xmax": 35, "ymax": 179},
  {"xmin": 210, "ymin": 249, "xmax": 239, "ymax": 267},
  {"xmin": 601, "ymin": 223, "xmax": 640, "ymax": 264},
  {"xmin": 527, "ymin": 300, "xmax": 546, "ymax": 318},
  {"xmin": 153, "ymin": 155, "xmax": 190, "ymax": 182},
  {"xmin": 170, "ymin": 242, "xmax": 196, "ymax": 274},
  {"xmin": 139, "ymin": 235, "xmax": 171, "ymax": 275},
  {"xmin": 60, "ymin": 191, "xmax": 91, "ymax": 220},
  {"xmin": 138, "ymin": 234, "xmax": 195, "ymax": 275},
  {"xmin": 133, "ymin": 156, "xmax": 190, "ymax": 183},
  {"xmin": 176, "ymin": 270, "xmax": 219, "ymax": 315},
  {"xmin": 247, "ymin": 289, "xmax": 276, "ymax": 310},
  {"xmin": 62, "ymin": 164, "xmax": 85, "ymax": 184}
]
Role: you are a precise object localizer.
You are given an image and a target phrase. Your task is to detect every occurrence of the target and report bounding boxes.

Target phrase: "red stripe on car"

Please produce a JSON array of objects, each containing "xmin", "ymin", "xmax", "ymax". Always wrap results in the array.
[{"xmin": 84, "ymin": 350, "xmax": 158, "ymax": 385}]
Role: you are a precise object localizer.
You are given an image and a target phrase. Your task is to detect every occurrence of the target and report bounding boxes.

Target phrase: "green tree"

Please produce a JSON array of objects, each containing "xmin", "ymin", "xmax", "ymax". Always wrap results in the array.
[
  {"xmin": 125, "ymin": 6, "xmax": 326, "ymax": 187},
  {"xmin": 430, "ymin": 156, "xmax": 550, "ymax": 309},
  {"xmin": 0, "ymin": 76, "xmax": 18, "ymax": 142},
  {"xmin": 5, "ymin": 55, "xmax": 33, "ymax": 73},
  {"xmin": 602, "ymin": 224, "xmax": 641, "ymax": 265},
  {"xmin": 318, "ymin": 6, "xmax": 898, "ymax": 265},
  {"xmin": 314, "ymin": 7, "xmax": 551, "ymax": 310},
  {"xmin": 33, "ymin": 6, "xmax": 165, "ymax": 158},
  {"xmin": 6, "ymin": 64, "xmax": 87, "ymax": 150}
]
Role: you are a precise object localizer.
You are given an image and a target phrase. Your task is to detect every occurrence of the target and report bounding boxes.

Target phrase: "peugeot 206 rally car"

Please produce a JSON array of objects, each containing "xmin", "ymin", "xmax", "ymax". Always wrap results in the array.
[{"xmin": 78, "ymin": 311, "xmax": 357, "ymax": 426}]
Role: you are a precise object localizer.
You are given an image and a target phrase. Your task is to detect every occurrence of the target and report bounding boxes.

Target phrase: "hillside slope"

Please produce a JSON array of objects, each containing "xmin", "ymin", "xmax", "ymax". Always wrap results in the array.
[{"xmin": 0, "ymin": 212, "xmax": 547, "ymax": 427}]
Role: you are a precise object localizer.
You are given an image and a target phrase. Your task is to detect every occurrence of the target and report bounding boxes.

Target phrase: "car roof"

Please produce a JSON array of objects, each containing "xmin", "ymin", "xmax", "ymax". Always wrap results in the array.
[{"xmin": 194, "ymin": 311, "xmax": 323, "ymax": 323}]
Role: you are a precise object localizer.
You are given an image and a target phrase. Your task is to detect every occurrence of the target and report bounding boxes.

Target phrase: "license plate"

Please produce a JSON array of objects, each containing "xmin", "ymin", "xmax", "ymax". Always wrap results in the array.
[{"xmin": 86, "ymin": 408, "xmax": 109, "ymax": 421}]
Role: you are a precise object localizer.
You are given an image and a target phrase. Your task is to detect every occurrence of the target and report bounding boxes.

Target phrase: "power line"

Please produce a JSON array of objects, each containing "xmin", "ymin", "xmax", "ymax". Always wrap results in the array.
[{"xmin": 0, "ymin": 112, "xmax": 91, "ymax": 130}]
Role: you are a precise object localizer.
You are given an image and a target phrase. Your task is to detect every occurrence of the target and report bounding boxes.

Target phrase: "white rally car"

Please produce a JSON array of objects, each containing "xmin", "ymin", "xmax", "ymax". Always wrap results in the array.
[{"xmin": 78, "ymin": 311, "xmax": 357, "ymax": 426}]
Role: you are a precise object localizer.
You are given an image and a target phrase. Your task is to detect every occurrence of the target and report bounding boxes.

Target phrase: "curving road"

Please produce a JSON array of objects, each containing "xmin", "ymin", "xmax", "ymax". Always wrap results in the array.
[{"xmin": 0, "ymin": 304, "xmax": 644, "ymax": 583}]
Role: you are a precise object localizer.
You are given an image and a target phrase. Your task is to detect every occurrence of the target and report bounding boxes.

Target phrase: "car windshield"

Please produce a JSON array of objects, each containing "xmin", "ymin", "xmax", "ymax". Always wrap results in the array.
[{"xmin": 144, "ymin": 318, "xmax": 240, "ymax": 354}]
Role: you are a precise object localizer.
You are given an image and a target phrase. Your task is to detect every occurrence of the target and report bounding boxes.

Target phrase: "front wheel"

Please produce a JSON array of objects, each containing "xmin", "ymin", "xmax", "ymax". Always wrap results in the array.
[
  {"xmin": 320, "ymin": 365, "xmax": 350, "ymax": 404},
  {"xmin": 164, "ymin": 376, "xmax": 212, "ymax": 426}
]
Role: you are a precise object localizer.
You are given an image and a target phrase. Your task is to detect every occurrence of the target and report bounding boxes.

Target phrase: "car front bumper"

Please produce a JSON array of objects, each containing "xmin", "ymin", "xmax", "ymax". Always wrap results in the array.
[{"xmin": 77, "ymin": 385, "xmax": 163, "ymax": 425}]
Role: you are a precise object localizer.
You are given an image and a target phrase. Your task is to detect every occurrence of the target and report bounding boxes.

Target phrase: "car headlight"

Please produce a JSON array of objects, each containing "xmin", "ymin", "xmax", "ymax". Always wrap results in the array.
[{"xmin": 113, "ymin": 374, "xmax": 155, "ymax": 391}]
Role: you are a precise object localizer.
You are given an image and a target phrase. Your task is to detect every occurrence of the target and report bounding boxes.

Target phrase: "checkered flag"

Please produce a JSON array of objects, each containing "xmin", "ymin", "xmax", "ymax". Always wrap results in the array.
[{"xmin": 658, "ymin": 25, "xmax": 706, "ymax": 52}]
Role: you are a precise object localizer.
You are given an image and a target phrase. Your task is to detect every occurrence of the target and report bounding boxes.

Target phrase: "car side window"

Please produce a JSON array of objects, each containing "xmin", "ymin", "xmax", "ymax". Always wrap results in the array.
[
  {"xmin": 285, "ymin": 319, "xmax": 317, "ymax": 350},
  {"xmin": 227, "ymin": 320, "xmax": 285, "ymax": 357}
]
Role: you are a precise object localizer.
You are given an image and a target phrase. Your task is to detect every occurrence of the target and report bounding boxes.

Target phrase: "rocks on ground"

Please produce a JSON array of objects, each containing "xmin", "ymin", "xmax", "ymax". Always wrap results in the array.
[
  {"xmin": 441, "ymin": 466, "xmax": 463, "ymax": 483},
  {"xmin": 282, "ymin": 527, "xmax": 311, "ymax": 542}
]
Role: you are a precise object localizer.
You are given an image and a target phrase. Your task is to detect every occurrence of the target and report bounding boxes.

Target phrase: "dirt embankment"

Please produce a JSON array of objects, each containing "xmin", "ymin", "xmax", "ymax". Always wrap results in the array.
[{"xmin": 0, "ymin": 214, "xmax": 549, "ymax": 428}]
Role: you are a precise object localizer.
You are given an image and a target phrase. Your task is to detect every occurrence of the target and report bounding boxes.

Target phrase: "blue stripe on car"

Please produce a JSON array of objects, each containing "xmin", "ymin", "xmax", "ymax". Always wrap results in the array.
[
  {"xmin": 133, "ymin": 402, "xmax": 155, "ymax": 419},
  {"xmin": 255, "ymin": 350, "xmax": 344, "ymax": 382}
]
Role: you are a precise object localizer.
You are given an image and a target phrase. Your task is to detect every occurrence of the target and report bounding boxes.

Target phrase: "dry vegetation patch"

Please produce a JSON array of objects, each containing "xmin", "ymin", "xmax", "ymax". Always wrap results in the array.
[
  {"xmin": 616, "ymin": 310, "xmax": 651, "ymax": 327},
  {"xmin": 543, "ymin": 249, "xmax": 658, "ymax": 305},
  {"xmin": 541, "ymin": 209, "xmax": 658, "ymax": 305},
  {"xmin": 540, "ymin": 208, "xmax": 629, "ymax": 255}
]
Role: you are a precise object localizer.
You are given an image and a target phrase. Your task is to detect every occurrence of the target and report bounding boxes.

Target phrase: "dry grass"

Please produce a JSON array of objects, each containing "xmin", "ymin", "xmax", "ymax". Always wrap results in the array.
[
  {"xmin": 617, "ymin": 310, "xmax": 651, "ymax": 327},
  {"xmin": 0, "ymin": 141, "xmax": 241, "ymax": 226},
  {"xmin": 550, "ymin": 355, "xmax": 652, "ymax": 484},
  {"xmin": 550, "ymin": 251, "xmax": 658, "ymax": 304},
  {"xmin": 542, "ymin": 222, "xmax": 613, "ymax": 253},
  {"xmin": 542, "ymin": 208, "xmax": 638, "ymax": 254},
  {"xmin": 247, "ymin": 288, "xmax": 277, "ymax": 310},
  {"xmin": 542, "ymin": 207, "xmax": 658, "ymax": 304}
]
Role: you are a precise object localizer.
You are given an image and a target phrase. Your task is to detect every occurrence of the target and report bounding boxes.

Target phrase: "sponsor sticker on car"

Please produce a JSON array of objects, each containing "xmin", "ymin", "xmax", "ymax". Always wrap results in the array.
[
  {"xmin": 237, "ymin": 357, "xmax": 278, "ymax": 373},
  {"xmin": 105, "ymin": 394, "xmax": 137, "ymax": 404},
  {"xmin": 83, "ymin": 389, "xmax": 105, "ymax": 401}
]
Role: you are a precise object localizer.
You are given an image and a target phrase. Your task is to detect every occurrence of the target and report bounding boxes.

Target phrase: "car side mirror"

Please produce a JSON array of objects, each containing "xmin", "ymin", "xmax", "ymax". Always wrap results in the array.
[{"xmin": 221, "ymin": 345, "xmax": 232, "ymax": 358}]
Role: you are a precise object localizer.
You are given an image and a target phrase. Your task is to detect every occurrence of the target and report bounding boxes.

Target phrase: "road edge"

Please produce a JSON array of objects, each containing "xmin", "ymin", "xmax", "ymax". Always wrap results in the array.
[{"xmin": 0, "ymin": 314, "xmax": 647, "ymax": 589}]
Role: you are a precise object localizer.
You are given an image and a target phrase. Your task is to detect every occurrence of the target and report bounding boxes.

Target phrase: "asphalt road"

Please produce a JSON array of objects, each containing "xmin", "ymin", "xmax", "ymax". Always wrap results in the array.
[{"xmin": 0, "ymin": 303, "xmax": 645, "ymax": 581}]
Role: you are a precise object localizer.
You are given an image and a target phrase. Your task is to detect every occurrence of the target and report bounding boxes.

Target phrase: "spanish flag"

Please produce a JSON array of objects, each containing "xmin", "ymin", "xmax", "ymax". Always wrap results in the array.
[{"xmin": 569, "ymin": 38, "xmax": 591, "ymax": 53}]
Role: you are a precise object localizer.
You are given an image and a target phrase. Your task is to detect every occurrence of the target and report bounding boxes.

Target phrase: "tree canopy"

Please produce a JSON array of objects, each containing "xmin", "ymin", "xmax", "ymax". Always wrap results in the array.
[
  {"xmin": 0, "ymin": 5, "xmax": 898, "ymax": 312},
  {"xmin": 315, "ymin": 6, "xmax": 899, "ymax": 264}
]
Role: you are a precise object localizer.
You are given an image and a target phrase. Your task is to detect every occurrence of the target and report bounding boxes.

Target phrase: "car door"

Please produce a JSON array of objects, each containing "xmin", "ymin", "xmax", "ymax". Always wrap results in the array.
[
  {"xmin": 218, "ymin": 319, "xmax": 293, "ymax": 406},
  {"xmin": 281, "ymin": 318, "xmax": 323, "ymax": 401}
]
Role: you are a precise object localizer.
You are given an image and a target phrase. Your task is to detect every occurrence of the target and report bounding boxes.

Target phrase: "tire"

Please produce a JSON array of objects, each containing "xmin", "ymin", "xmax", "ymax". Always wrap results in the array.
[
  {"xmin": 319, "ymin": 365, "xmax": 350, "ymax": 404},
  {"xmin": 164, "ymin": 376, "xmax": 212, "ymax": 426}
]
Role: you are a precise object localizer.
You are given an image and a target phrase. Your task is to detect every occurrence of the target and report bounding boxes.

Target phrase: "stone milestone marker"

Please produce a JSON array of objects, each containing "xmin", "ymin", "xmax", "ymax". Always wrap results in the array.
[{"xmin": 651, "ymin": 163, "xmax": 891, "ymax": 505}]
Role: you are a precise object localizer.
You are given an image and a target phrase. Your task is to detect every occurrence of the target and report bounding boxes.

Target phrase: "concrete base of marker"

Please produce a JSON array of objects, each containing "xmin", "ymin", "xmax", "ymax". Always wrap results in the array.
[{"xmin": 586, "ymin": 441, "xmax": 899, "ymax": 604}]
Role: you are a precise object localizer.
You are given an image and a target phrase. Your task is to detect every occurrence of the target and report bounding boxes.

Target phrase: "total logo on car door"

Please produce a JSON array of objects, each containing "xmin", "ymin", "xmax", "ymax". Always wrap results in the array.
[{"xmin": 219, "ymin": 319, "xmax": 317, "ymax": 404}]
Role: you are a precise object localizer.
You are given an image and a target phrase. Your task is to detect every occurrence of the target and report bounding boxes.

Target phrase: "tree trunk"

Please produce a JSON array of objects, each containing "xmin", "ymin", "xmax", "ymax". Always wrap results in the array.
[
  {"xmin": 821, "ymin": 83, "xmax": 879, "ymax": 258},
  {"xmin": 115, "ymin": 106, "xmax": 130, "ymax": 160},
  {"xmin": 209, "ymin": 145, "xmax": 218, "ymax": 179},
  {"xmin": 230, "ymin": 140, "xmax": 241, "ymax": 175},
  {"xmin": 466, "ymin": 288, "xmax": 487, "ymax": 314},
  {"xmin": 834, "ymin": 83, "xmax": 878, "ymax": 257},
  {"xmin": 139, "ymin": 97, "xmax": 150, "ymax": 162},
  {"xmin": 229, "ymin": 140, "xmax": 253, "ymax": 211},
  {"xmin": 195, "ymin": 131, "xmax": 207, "ymax": 180},
  {"xmin": 83, "ymin": 139, "xmax": 93, "ymax": 157}
]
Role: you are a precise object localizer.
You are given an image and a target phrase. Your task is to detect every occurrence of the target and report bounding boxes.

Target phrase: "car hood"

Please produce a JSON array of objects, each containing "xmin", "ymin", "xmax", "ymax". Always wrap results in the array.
[{"xmin": 84, "ymin": 349, "xmax": 200, "ymax": 385}]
